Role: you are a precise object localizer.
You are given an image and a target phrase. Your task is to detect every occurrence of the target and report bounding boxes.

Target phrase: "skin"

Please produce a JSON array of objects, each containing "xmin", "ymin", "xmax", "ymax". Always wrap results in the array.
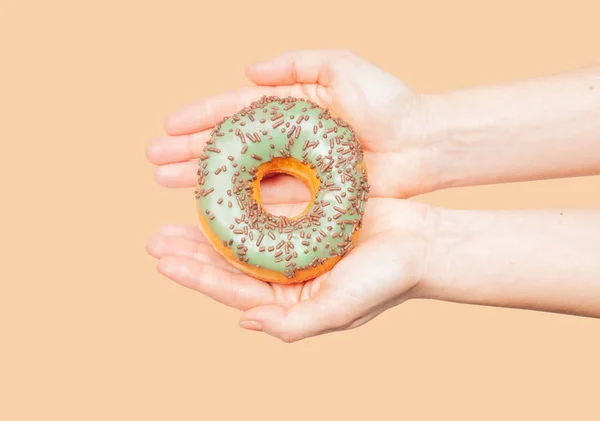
[{"xmin": 146, "ymin": 49, "xmax": 600, "ymax": 342}]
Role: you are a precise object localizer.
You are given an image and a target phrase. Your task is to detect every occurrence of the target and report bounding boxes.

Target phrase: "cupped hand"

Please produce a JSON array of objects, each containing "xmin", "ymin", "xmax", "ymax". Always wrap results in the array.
[
  {"xmin": 147, "ymin": 199, "xmax": 438, "ymax": 342},
  {"xmin": 146, "ymin": 49, "xmax": 441, "ymax": 202}
]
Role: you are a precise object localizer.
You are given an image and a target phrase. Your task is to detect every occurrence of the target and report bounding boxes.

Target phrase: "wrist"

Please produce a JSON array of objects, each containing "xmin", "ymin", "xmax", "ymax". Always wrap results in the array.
[
  {"xmin": 390, "ymin": 93, "xmax": 449, "ymax": 196},
  {"xmin": 399, "ymin": 201, "xmax": 446, "ymax": 300},
  {"xmin": 419, "ymin": 89, "xmax": 502, "ymax": 192},
  {"xmin": 415, "ymin": 206, "xmax": 464, "ymax": 301},
  {"xmin": 418, "ymin": 92, "xmax": 464, "ymax": 192},
  {"xmin": 375, "ymin": 200, "xmax": 445, "ymax": 302}
]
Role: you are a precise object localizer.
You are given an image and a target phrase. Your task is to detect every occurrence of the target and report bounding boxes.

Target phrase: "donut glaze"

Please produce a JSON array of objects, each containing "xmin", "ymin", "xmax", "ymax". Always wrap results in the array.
[{"xmin": 195, "ymin": 96, "xmax": 369, "ymax": 284}]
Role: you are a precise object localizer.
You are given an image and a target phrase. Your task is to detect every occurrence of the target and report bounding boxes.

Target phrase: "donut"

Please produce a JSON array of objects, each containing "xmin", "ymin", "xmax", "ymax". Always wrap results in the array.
[{"xmin": 194, "ymin": 95, "xmax": 369, "ymax": 284}]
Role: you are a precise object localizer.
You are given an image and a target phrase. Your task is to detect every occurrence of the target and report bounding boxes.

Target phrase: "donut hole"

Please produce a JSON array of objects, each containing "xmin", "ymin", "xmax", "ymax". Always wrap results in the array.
[
  {"xmin": 259, "ymin": 173, "xmax": 312, "ymax": 217},
  {"xmin": 253, "ymin": 157, "xmax": 319, "ymax": 219}
]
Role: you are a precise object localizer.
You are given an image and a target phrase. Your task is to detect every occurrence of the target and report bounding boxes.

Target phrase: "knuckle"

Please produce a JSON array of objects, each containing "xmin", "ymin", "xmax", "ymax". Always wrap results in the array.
[
  {"xmin": 289, "ymin": 58, "xmax": 300, "ymax": 82},
  {"xmin": 229, "ymin": 283, "xmax": 249, "ymax": 309}
]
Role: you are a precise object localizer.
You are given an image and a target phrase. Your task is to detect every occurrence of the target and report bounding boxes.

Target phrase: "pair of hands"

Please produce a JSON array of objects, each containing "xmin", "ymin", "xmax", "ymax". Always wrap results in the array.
[{"xmin": 146, "ymin": 50, "xmax": 443, "ymax": 342}]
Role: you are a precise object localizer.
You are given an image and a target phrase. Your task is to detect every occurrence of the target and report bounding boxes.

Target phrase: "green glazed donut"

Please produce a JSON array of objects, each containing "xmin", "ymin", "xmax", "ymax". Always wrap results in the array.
[{"xmin": 195, "ymin": 95, "xmax": 369, "ymax": 284}]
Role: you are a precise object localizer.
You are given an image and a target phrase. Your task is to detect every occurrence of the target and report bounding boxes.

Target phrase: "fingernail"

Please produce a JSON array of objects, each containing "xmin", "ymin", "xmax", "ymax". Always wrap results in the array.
[{"xmin": 240, "ymin": 320, "xmax": 262, "ymax": 331}]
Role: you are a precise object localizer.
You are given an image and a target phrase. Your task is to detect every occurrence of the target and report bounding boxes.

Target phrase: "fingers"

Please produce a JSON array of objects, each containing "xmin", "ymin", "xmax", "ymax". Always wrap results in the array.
[
  {"xmin": 156, "ymin": 224, "xmax": 206, "ymax": 243},
  {"xmin": 147, "ymin": 228, "xmax": 275, "ymax": 310},
  {"xmin": 261, "ymin": 201, "xmax": 309, "ymax": 216},
  {"xmin": 258, "ymin": 174, "xmax": 311, "ymax": 204},
  {"xmin": 245, "ymin": 49, "xmax": 355, "ymax": 86},
  {"xmin": 146, "ymin": 131, "xmax": 211, "ymax": 165},
  {"xmin": 147, "ymin": 234, "xmax": 233, "ymax": 271},
  {"xmin": 150, "ymin": 145, "xmax": 427, "ymax": 202},
  {"xmin": 157, "ymin": 256, "xmax": 273, "ymax": 310},
  {"xmin": 154, "ymin": 162, "xmax": 312, "ymax": 205},
  {"xmin": 165, "ymin": 50, "xmax": 358, "ymax": 136},
  {"xmin": 239, "ymin": 295, "xmax": 348, "ymax": 343},
  {"xmin": 154, "ymin": 160, "xmax": 198, "ymax": 188},
  {"xmin": 165, "ymin": 85, "xmax": 294, "ymax": 136}
]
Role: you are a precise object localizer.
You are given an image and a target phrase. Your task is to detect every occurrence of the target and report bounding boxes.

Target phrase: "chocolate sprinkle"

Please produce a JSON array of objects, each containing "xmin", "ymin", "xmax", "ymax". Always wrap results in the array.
[{"xmin": 195, "ymin": 95, "xmax": 369, "ymax": 279}]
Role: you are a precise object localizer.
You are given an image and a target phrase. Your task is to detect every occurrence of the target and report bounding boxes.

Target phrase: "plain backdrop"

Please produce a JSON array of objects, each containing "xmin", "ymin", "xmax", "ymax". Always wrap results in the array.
[{"xmin": 1, "ymin": 0, "xmax": 599, "ymax": 419}]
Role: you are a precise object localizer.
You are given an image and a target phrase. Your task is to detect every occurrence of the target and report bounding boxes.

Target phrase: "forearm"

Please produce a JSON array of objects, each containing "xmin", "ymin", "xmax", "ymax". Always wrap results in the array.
[
  {"xmin": 422, "ymin": 208, "xmax": 600, "ymax": 317},
  {"xmin": 424, "ymin": 65, "xmax": 600, "ymax": 189}
]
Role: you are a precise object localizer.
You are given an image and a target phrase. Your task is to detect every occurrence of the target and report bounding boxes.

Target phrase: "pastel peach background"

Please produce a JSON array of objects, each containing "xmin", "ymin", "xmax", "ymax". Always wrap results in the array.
[{"xmin": 1, "ymin": 0, "xmax": 599, "ymax": 419}]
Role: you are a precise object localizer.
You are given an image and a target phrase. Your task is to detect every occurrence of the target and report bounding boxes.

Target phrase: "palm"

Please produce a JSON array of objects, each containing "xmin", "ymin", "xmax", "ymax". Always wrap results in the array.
[
  {"xmin": 318, "ymin": 52, "xmax": 416, "ymax": 153},
  {"xmin": 147, "ymin": 199, "xmax": 431, "ymax": 342}
]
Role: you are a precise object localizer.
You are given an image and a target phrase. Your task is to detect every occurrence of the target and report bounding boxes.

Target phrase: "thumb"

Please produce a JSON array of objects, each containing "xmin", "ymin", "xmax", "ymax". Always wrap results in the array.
[
  {"xmin": 239, "ymin": 297, "xmax": 349, "ymax": 343},
  {"xmin": 245, "ymin": 49, "xmax": 357, "ymax": 87}
]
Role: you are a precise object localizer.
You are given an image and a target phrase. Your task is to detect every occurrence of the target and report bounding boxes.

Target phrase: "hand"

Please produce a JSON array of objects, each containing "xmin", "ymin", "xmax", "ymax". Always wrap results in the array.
[
  {"xmin": 146, "ymin": 49, "xmax": 441, "ymax": 201},
  {"xmin": 147, "ymin": 199, "xmax": 438, "ymax": 342}
]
